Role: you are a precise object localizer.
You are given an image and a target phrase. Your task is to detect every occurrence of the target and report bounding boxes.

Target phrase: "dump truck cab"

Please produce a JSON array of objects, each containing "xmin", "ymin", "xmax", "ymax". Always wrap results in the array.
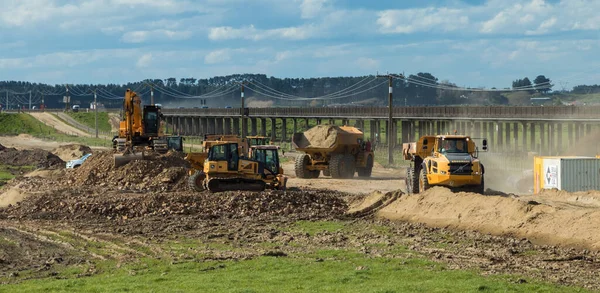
[{"xmin": 403, "ymin": 135, "xmax": 487, "ymax": 194}]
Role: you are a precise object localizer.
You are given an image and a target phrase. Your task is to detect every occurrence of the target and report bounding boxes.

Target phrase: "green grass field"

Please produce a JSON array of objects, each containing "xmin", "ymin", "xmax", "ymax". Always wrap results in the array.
[
  {"xmin": 0, "ymin": 220, "xmax": 585, "ymax": 293},
  {"xmin": 0, "ymin": 113, "xmax": 114, "ymax": 148},
  {"xmin": 65, "ymin": 112, "xmax": 112, "ymax": 132}
]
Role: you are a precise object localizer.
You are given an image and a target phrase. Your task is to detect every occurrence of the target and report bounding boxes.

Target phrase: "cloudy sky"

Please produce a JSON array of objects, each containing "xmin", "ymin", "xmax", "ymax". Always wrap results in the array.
[{"xmin": 0, "ymin": 0, "xmax": 599, "ymax": 89}]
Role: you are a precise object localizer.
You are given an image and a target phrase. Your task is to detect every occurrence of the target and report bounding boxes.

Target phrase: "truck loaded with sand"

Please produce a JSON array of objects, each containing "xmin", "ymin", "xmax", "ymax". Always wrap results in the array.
[{"xmin": 292, "ymin": 125, "xmax": 374, "ymax": 179}]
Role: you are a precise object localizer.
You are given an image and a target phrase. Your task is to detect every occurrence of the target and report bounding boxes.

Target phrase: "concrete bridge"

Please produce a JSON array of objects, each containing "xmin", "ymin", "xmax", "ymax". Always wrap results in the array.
[{"xmin": 161, "ymin": 106, "xmax": 600, "ymax": 157}]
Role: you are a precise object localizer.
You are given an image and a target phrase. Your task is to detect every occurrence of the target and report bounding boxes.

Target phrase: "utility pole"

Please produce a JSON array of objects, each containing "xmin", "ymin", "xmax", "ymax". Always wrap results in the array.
[
  {"xmin": 150, "ymin": 84, "xmax": 154, "ymax": 105},
  {"xmin": 5, "ymin": 91, "xmax": 8, "ymax": 110},
  {"xmin": 240, "ymin": 82, "xmax": 247, "ymax": 138},
  {"xmin": 41, "ymin": 93, "xmax": 44, "ymax": 111},
  {"xmin": 65, "ymin": 85, "xmax": 70, "ymax": 111},
  {"xmin": 377, "ymin": 73, "xmax": 403, "ymax": 165},
  {"xmin": 28, "ymin": 91, "xmax": 31, "ymax": 110},
  {"xmin": 94, "ymin": 89, "xmax": 98, "ymax": 138}
]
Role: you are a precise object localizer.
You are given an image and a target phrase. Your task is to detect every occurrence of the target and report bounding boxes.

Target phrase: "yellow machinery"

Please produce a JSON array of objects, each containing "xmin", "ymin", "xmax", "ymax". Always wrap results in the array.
[
  {"xmin": 113, "ymin": 89, "xmax": 183, "ymax": 167},
  {"xmin": 292, "ymin": 125, "xmax": 374, "ymax": 179},
  {"xmin": 187, "ymin": 141, "xmax": 287, "ymax": 192},
  {"xmin": 402, "ymin": 135, "xmax": 487, "ymax": 194}
]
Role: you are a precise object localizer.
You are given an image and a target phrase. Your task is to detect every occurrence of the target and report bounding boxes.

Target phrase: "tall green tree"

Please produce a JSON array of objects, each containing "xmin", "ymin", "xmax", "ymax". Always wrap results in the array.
[{"xmin": 533, "ymin": 75, "xmax": 552, "ymax": 93}]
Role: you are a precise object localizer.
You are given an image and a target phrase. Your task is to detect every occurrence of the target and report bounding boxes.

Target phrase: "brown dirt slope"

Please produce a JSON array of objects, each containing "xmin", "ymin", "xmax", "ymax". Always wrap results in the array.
[
  {"xmin": 51, "ymin": 144, "xmax": 92, "ymax": 161},
  {"xmin": 0, "ymin": 146, "xmax": 64, "ymax": 168},
  {"xmin": 64, "ymin": 151, "xmax": 190, "ymax": 192},
  {"xmin": 378, "ymin": 187, "xmax": 600, "ymax": 250}
]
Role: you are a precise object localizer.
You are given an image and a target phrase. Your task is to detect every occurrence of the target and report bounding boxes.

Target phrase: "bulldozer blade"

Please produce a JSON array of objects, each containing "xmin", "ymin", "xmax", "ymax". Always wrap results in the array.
[{"xmin": 113, "ymin": 153, "xmax": 144, "ymax": 168}]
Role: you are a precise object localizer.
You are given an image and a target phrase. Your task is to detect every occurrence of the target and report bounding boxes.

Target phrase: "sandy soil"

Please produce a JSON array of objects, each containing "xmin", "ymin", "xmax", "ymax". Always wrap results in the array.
[
  {"xmin": 28, "ymin": 112, "xmax": 91, "ymax": 137},
  {"xmin": 0, "ymin": 135, "xmax": 108, "ymax": 151},
  {"xmin": 283, "ymin": 160, "xmax": 404, "ymax": 195}
]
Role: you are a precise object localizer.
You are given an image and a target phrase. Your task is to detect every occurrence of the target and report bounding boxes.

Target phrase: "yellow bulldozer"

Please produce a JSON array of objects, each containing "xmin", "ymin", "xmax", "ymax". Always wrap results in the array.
[
  {"xmin": 403, "ymin": 134, "xmax": 488, "ymax": 194},
  {"xmin": 186, "ymin": 141, "xmax": 287, "ymax": 192},
  {"xmin": 113, "ymin": 89, "xmax": 183, "ymax": 167}
]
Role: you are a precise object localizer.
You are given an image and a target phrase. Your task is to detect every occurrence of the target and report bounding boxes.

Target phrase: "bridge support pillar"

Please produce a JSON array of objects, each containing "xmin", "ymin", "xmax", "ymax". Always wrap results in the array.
[
  {"xmin": 316, "ymin": 118, "xmax": 321, "ymax": 125},
  {"xmin": 521, "ymin": 122, "xmax": 527, "ymax": 152},
  {"xmin": 232, "ymin": 118, "xmax": 239, "ymax": 135},
  {"xmin": 400, "ymin": 120, "xmax": 409, "ymax": 143},
  {"xmin": 176, "ymin": 117, "xmax": 181, "ymax": 135},
  {"xmin": 586, "ymin": 124, "xmax": 592, "ymax": 136},
  {"xmin": 369, "ymin": 120, "xmax": 376, "ymax": 143},
  {"xmin": 529, "ymin": 122, "xmax": 536, "ymax": 153},
  {"xmin": 540, "ymin": 123, "xmax": 546, "ymax": 154},
  {"xmin": 292, "ymin": 119, "xmax": 297, "ymax": 137},
  {"xmin": 208, "ymin": 118, "xmax": 215, "ymax": 134},
  {"xmin": 567, "ymin": 123, "xmax": 574, "ymax": 148},
  {"xmin": 488, "ymin": 122, "xmax": 495, "ymax": 150},
  {"xmin": 474, "ymin": 122, "xmax": 481, "ymax": 140},
  {"xmin": 216, "ymin": 118, "xmax": 224, "ymax": 135},
  {"xmin": 270, "ymin": 118, "xmax": 277, "ymax": 141},
  {"xmin": 250, "ymin": 118, "xmax": 257, "ymax": 136},
  {"xmin": 513, "ymin": 122, "xmax": 519, "ymax": 151},
  {"xmin": 224, "ymin": 118, "xmax": 232, "ymax": 135},
  {"xmin": 548, "ymin": 123, "xmax": 554, "ymax": 155},
  {"xmin": 504, "ymin": 122, "xmax": 511, "ymax": 150},
  {"xmin": 575, "ymin": 123, "xmax": 582, "ymax": 142},
  {"xmin": 329, "ymin": 119, "xmax": 335, "ymax": 125},
  {"xmin": 242, "ymin": 117, "xmax": 248, "ymax": 138},
  {"xmin": 260, "ymin": 118, "xmax": 267, "ymax": 136},
  {"xmin": 281, "ymin": 118, "xmax": 287, "ymax": 142}
]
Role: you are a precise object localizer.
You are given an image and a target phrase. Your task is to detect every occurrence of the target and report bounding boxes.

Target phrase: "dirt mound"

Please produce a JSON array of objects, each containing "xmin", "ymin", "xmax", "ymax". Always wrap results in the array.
[
  {"xmin": 1, "ymin": 188, "xmax": 348, "ymax": 224},
  {"xmin": 52, "ymin": 144, "xmax": 92, "ymax": 161},
  {"xmin": 295, "ymin": 124, "xmax": 342, "ymax": 149},
  {"xmin": 0, "ymin": 147, "xmax": 64, "ymax": 168},
  {"xmin": 63, "ymin": 151, "xmax": 191, "ymax": 191},
  {"xmin": 378, "ymin": 187, "xmax": 600, "ymax": 250}
]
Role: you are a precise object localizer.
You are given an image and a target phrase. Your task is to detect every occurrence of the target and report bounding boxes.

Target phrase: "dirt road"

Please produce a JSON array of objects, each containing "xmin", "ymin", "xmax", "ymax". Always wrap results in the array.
[
  {"xmin": 283, "ymin": 160, "xmax": 404, "ymax": 195},
  {"xmin": 28, "ymin": 112, "xmax": 91, "ymax": 137},
  {"xmin": 0, "ymin": 135, "xmax": 108, "ymax": 151}
]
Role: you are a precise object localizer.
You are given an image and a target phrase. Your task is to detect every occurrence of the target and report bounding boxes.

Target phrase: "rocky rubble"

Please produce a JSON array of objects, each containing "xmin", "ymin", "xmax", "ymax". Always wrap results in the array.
[
  {"xmin": 63, "ymin": 151, "xmax": 190, "ymax": 191},
  {"xmin": 0, "ymin": 188, "xmax": 349, "ymax": 223}
]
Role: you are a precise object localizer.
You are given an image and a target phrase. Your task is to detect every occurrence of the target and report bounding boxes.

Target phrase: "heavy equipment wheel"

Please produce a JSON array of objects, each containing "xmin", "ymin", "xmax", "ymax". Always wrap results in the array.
[
  {"xmin": 406, "ymin": 167, "xmax": 419, "ymax": 194},
  {"xmin": 357, "ymin": 155, "xmax": 373, "ymax": 178},
  {"xmin": 295, "ymin": 154, "xmax": 311, "ymax": 179},
  {"xmin": 323, "ymin": 169, "xmax": 331, "ymax": 177},
  {"xmin": 309, "ymin": 170, "xmax": 320, "ymax": 178},
  {"xmin": 475, "ymin": 175, "xmax": 485, "ymax": 194},
  {"xmin": 343, "ymin": 154, "xmax": 356, "ymax": 178},
  {"xmin": 418, "ymin": 168, "xmax": 430, "ymax": 193},
  {"xmin": 188, "ymin": 171, "xmax": 206, "ymax": 192},
  {"xmin": 329, "ymin": 154, "xmax": 344, "ymax": 178}
]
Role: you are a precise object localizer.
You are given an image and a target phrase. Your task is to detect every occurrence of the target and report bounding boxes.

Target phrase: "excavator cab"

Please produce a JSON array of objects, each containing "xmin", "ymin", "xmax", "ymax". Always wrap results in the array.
[{"xmin": 143, "ymin": 105, "xmax": 161, "ymax": 137}]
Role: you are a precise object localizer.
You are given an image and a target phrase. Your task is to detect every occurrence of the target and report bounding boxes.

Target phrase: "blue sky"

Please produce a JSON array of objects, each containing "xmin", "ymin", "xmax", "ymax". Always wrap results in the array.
[{"xmin": 0, "ymin": 0, "xmax": 599, "ymax": 89}]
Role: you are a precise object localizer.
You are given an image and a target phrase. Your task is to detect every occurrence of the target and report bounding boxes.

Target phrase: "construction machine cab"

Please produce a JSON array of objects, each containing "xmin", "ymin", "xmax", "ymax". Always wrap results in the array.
[
  {"xmin": 142, "ymin": 105, "xmax": 161, "ymax": 137},
  {"xmin": 250, "ymin": 145, "xmax": 282, "ymax": 176}
]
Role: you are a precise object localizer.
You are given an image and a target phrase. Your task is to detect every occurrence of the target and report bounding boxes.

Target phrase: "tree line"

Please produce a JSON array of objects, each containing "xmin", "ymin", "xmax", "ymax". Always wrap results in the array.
[{"xmin": 0, "ymin": 73, "xmax": 567, "ymax": 109}]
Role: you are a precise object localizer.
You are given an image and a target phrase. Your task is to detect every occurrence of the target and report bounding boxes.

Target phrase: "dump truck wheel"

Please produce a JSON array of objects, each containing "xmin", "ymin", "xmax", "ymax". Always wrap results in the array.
[
  {"xmin": 310, "ymin": 170, "xmax": 320, "ymax": 178},
  {"xmin": 343, "ymin": 154, "xmax": 356, "ymax": 178},
  {"xmin": 475, "ymin": 175, "xmax": 485, "ymax": 194},
  {"xmin": 418, "ymin": 168, "xmax": 430, "ymax": 193},
  {"xmin": 188, "ymin": 171, "xmax": 206, "ymax": 192},
  {"xmin": 295, "ymin": 154, "xmax": 311, "ymax": 179},
  {"xmin": 357, "ymin": 155, "xmax": 373, "ymax": 177},
  {"xmin": 406, "ymin": 167, "xmax": 419, "ymax": 194},
  {"xmin": 329, "ymin": 154, "xmax": 344, "ymax": 178},
  {"xmin": 323, "ymin": 169, "xmax": 331, "ymax": 176}
]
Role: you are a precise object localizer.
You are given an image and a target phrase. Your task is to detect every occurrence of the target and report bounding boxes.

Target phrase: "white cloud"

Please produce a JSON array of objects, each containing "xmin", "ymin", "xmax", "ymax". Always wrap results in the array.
[
  {"xmin": 299, "ymin": 0, "xmax": 330, "ymax": 19},
  {"xmin": 208, "ymin": 24, "xmax": 317, "ymax": 41},
  {"xmin": 355, "ymin": 57, "xmax": 380, "ymax": 71},
  {"xmin": 121, "ymin": 29, "xmax": 192, "ymax": 43},
  {"xmin": 377, "ymin": 7, "xmax": 469, "ymax": 34},
  {"xmin": 136, "ymin": 53, "xmax": 153, "ymax": 68},
  {"xmin": 204, "ymin": 49, "xmax": 231, "ymax": 64}
]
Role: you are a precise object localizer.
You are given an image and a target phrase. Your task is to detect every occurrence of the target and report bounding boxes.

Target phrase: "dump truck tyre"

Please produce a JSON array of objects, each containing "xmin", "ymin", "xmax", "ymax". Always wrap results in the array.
[
  {"xmin": 295, "ymin": 154, "xmax": 311, "ymax": 179},
  {"xmin": 418, "ymin": 168, "xmax": 430, "ymax": 193},
  {"xmin": 475, "ymin": 175, "xmax": 485, "ymax": 194},
  {"xmin": 357, "ymin": 155, "xmax": 373, "ymax": 177},
  {"xmin": 329, "ymin": 154, "xmax": 344, "ymax": 178},
  {"xmin": 406, "ymin": 167, "xmax": 418, "ymax": 194},
  {"xmin": 343, "ymin": 154, "xmax": 356, "ymax": 178}
]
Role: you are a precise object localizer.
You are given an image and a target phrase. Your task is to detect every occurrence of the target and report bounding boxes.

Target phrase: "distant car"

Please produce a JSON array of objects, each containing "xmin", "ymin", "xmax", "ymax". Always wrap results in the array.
[
  {"xmin": 201, "ymin": 106, "xmax": 209, "ymax": 109},
  {"xmin": 66, "ymin": 153, "xmax": 92, "ymax": 169},
  {"xmin": 224, "ymin": 106, "xmax": 232, "ymax": 109}
]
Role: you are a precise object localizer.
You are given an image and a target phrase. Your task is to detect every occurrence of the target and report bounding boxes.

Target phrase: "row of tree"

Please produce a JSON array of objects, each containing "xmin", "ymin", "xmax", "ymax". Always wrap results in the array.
[{"xmin": 0, "ymin": 73, "xmax": 565, "ymax": 109}]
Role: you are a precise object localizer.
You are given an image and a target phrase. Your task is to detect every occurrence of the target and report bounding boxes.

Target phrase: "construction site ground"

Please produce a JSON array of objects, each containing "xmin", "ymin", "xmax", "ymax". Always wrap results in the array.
[{"xmin": 1, "ymin": 130, "xmax": 600, "ymax": 290}]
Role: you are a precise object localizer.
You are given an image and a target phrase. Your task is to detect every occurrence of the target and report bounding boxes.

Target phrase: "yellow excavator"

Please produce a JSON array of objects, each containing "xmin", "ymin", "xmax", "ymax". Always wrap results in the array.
[
  {"xmin": 113, "ymin": 89, "xmax": 183, "ymax": 167},
  {"xmin": 187, "ymin": 141, "xmax": 287, "ymax": 192}
]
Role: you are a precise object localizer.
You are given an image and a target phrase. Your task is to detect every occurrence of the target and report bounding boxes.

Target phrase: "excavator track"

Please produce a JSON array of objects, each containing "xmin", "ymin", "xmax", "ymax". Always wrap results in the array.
[{"xmin": 206, "ymin": 177, "xmax": 266, "ymax": 193}]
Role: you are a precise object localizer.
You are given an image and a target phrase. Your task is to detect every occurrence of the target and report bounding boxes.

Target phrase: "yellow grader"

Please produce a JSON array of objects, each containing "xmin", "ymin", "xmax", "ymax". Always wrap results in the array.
[
  {"xmin": 403, "ymin": 134, "xmax": 487, "ymax": 194},
  {"xmin": 292, "ymin": 125, "xmax": 374, "ymax": 179}
]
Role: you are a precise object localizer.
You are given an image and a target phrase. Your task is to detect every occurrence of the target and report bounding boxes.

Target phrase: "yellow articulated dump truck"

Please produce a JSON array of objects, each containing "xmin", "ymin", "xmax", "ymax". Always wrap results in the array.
[
  {"xmin": 292, "ymin": 125, "xmax": 374, "ymax": 179},
  {"xmin": 403, "ymin": 135, "xmax": 488, "ymax": 194}
]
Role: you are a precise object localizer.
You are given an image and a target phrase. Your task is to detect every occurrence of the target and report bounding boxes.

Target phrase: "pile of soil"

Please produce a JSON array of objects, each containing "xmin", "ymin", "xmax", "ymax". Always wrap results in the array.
[
  {"xmin": 1, "ymin": 188, "xmax": 349, "ymax": 223},
  {"xmin": 378, "ymin": 187, "xmax": 600, "ymax": 250},
  {"xmin": 63, "ymin": 151, "xmax": 190, "ymax": 192},
  {"xmin": 51, "ymin": 144, "xmax": 92, "ymax": 161},
  {"xmin": 0, "ymin": 146, "xmax": 64, "ymax": 168},
  {"xmin": 295, "ymin": 125, "xmax": 341, "ymax": 149}
]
